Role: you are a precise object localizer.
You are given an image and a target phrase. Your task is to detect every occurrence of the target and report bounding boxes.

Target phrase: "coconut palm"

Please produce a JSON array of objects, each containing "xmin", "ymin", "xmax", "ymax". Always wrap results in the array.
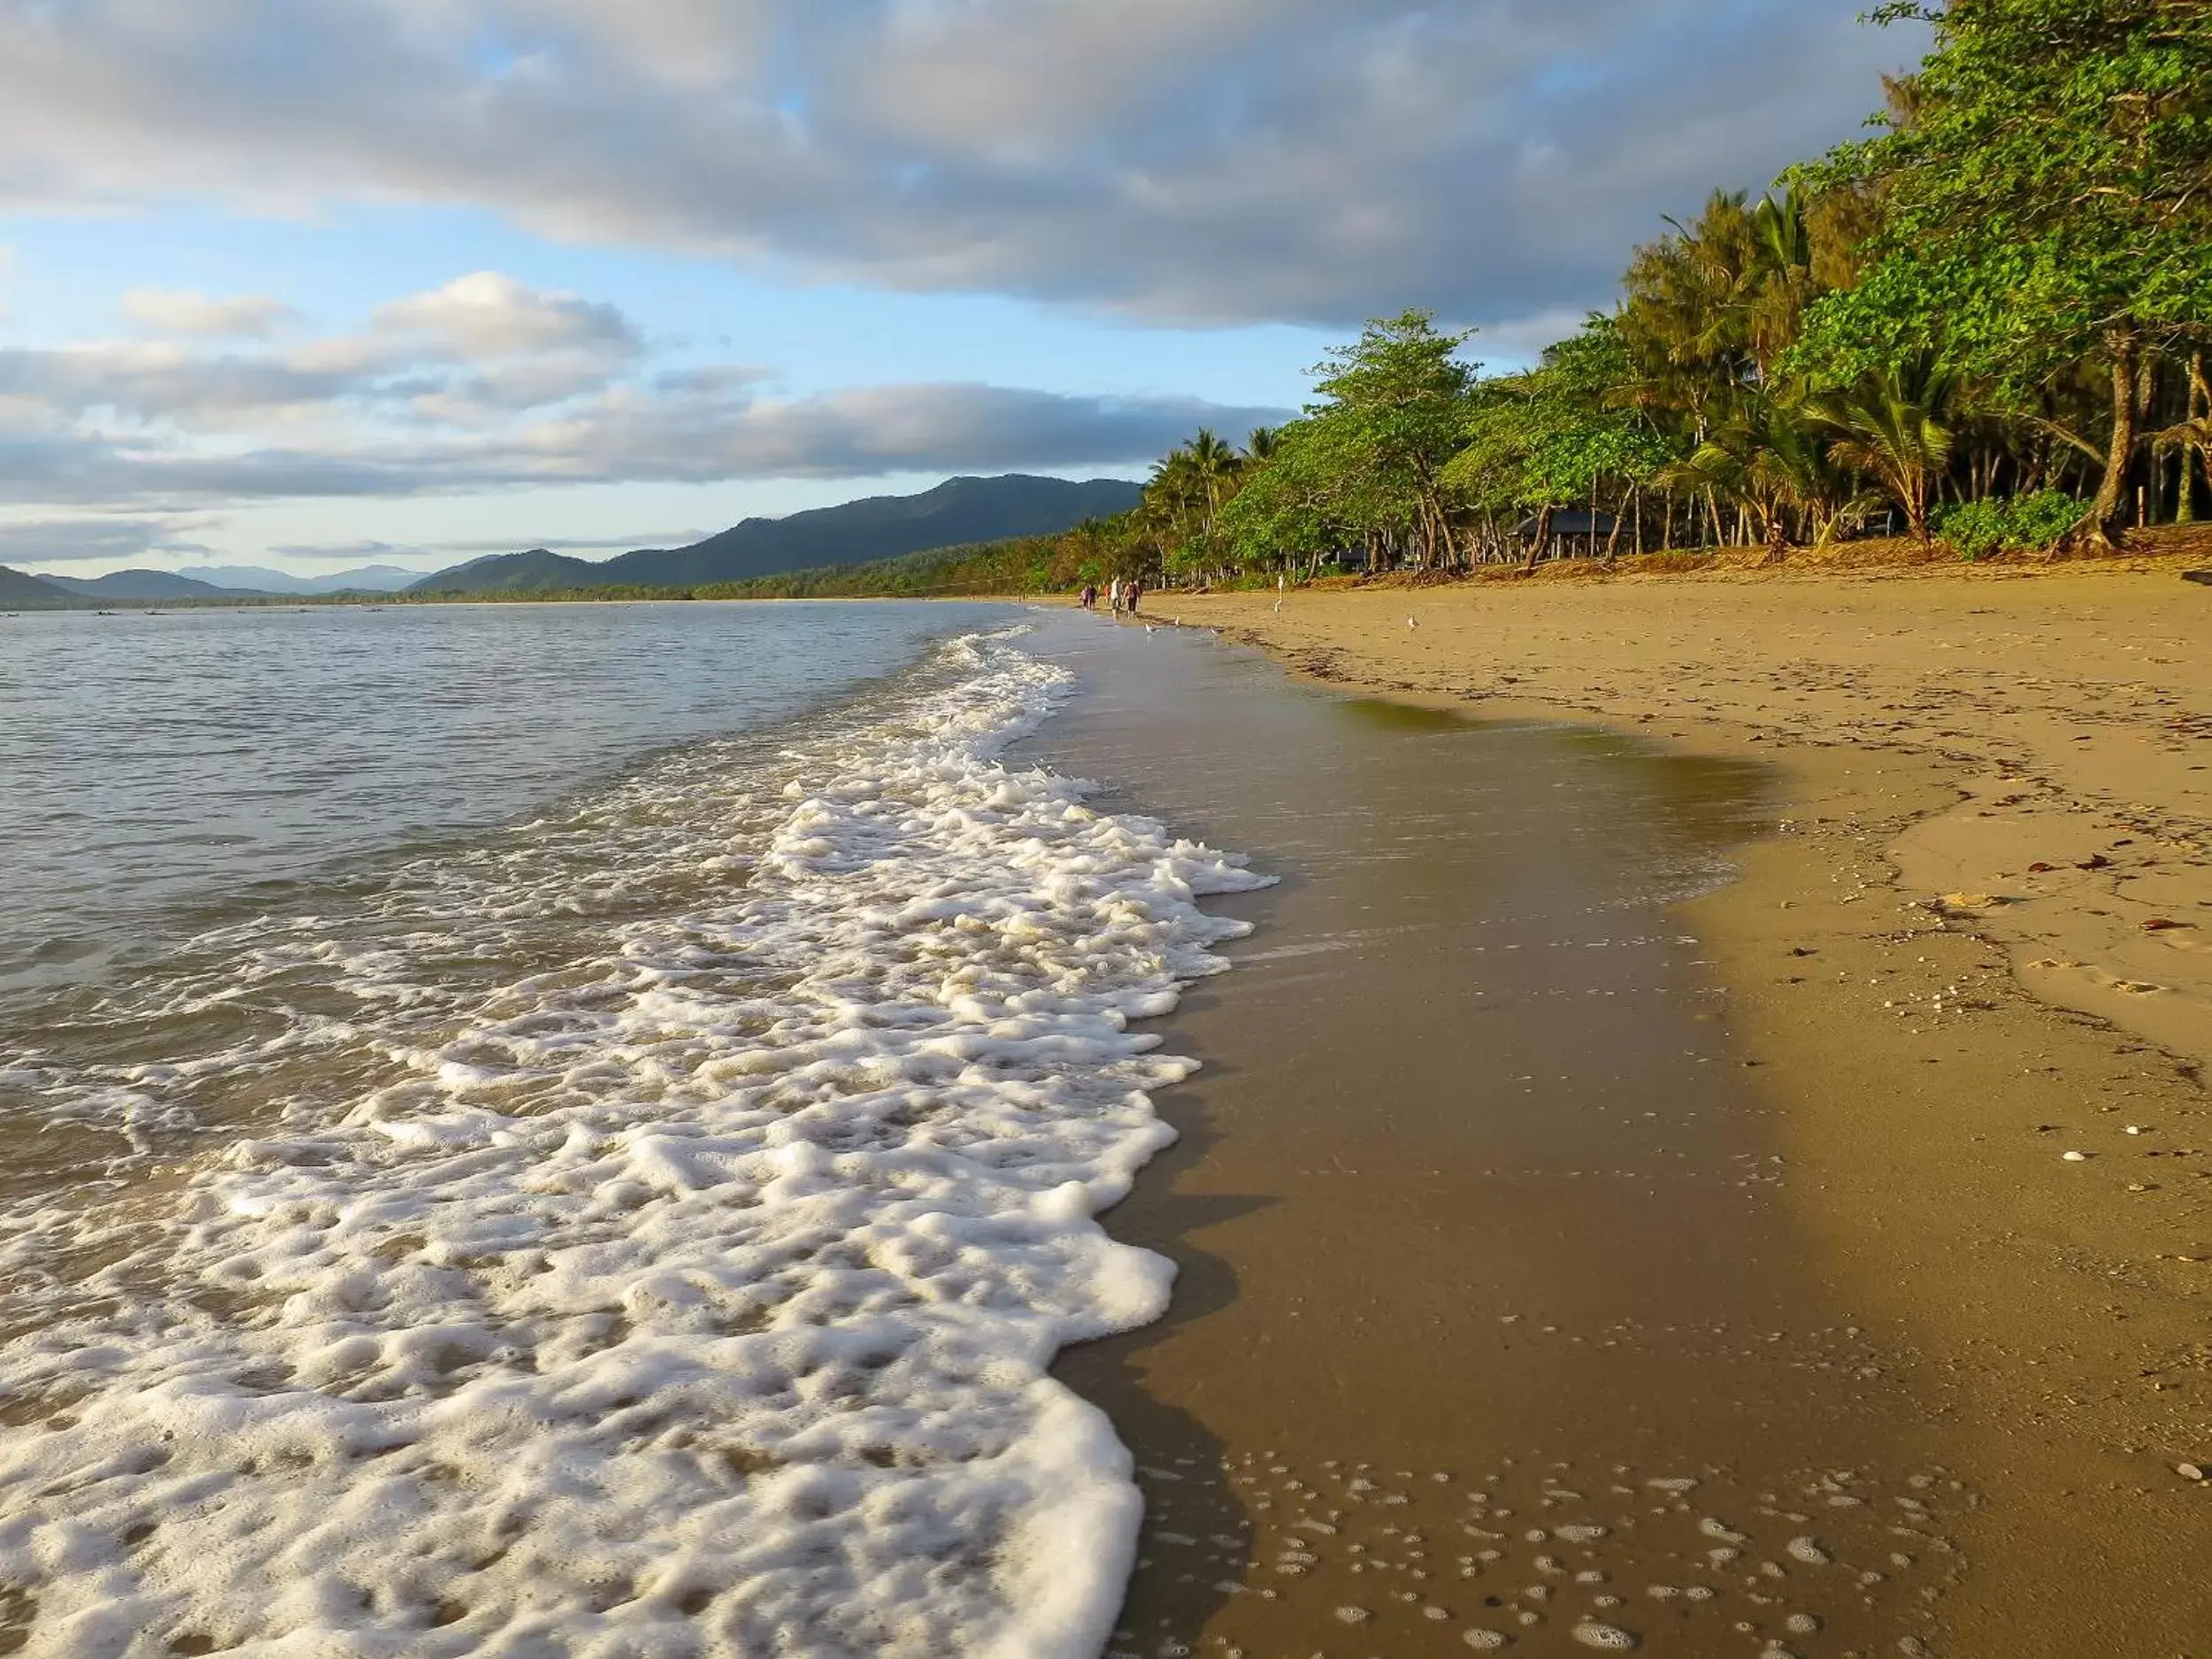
[
  {"xmin": 1805, "ymin": 361, "xmax": 1960, "ymax": 541},
  {"xmin": 1744, "ymin": 188, "xmax": 1817, "ymax": 381}
]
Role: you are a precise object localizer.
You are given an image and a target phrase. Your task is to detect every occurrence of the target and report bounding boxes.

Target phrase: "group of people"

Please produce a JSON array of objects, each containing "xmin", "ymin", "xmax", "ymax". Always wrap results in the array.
[{"xmin": 1078, "ymin": 577, "xmax": 1144, "ymax": 616}]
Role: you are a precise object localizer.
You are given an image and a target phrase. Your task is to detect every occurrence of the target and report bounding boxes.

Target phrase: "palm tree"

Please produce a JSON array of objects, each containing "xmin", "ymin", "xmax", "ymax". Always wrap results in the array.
[
  {"xmin": 1188, "ymin": 429, "xmax": 1240, "ymax": 500},
  {"xmin": 1806, "ymin": 361, "xmax": 1960, "ymax": 542},
  {"xmin": 1744, "ymin": 188, "xmax": 1816, "ymax": 382},
  {"xmin": 1244, "ymin": 426, "xmax": 1280, "ymax": 465},
  {"xmin": 1187, "ymin": 428, "xmax": 1242, "ymax": 572}
]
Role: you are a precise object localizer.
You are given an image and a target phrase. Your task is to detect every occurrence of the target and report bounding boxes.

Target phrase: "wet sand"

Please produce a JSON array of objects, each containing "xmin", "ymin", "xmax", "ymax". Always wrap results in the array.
[
  {"xmin": 1174, "ymin": 563, "xmax": 2212, "ymax": 1074},
  {"xmin": 1038, "ymin": 568, "xmax": 2212, "ymax": 1656},
  {"xmin": 1022, "ymin": 616, "xmax": 1974, "ymax": 1658}
]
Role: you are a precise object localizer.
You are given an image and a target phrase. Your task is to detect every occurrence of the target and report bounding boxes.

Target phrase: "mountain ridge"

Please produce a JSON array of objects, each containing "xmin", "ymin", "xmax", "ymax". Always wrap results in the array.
[
  {"xmin": 35, "ymin": 569, "xmax": 282, "ymax": 601},
  {"xmin": 410, "ymin": 474, "xmax": 1141, "ymax": 595},
  {"xmin": 183, "ymin": 563, "xmax": 421, "ymax": 595},
  {"xmin": 0, "ymin": 565, "xmax": 75, "ymax": 606}
]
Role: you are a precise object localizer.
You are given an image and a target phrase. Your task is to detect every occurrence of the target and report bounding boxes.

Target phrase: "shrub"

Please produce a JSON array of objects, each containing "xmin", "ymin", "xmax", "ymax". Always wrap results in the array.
[{"xmin": 1934, "ymin": 491, "xmax": 2087, "ymax": 560}]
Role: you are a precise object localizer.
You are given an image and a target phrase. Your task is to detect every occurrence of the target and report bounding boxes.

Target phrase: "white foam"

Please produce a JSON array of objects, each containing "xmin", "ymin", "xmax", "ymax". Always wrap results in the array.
[{"xmin": 0, "ymin": 631, "xmax": 1271, "ymax": 1657}]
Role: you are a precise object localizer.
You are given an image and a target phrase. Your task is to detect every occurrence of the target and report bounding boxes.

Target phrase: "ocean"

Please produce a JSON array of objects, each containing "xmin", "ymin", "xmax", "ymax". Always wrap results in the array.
[{"xmin": 0, "ymin": 602, "xmax": 1268, "ymax": 1658}]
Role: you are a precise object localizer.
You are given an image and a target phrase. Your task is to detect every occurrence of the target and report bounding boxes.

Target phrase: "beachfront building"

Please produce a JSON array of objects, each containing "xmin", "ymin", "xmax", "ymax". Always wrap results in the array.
[{"xmin": 1514, "ymin": 510, "xmax": 1621, "ymax": 562}]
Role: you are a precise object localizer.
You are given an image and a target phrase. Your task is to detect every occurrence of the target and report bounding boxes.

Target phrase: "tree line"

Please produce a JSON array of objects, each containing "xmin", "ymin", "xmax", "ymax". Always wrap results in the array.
[{"xmin": 992, "ymin": 0, "xmax": 2212, "ymax": 589}]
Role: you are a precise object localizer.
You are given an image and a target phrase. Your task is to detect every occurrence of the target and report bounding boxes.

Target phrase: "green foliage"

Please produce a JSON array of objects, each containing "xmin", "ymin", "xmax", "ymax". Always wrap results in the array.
[
  {"xmin": 1801, "ymin": 358, "xmax": 1962, "ymax": 540},
  {"xmin": 1799, "ymin": 0, "xmax": 2212, "ymax": 388},
  {"xmin": 1217, "ymin": 419, "xmax": 1346, "ymax": 567},
  {"xmin": 1306, "ymin": 310, "xmax": 1481, "ymax": 565},
  {"xmin": 1933, "ymin": 489, "xmax": 2090, "ymax": 557}
]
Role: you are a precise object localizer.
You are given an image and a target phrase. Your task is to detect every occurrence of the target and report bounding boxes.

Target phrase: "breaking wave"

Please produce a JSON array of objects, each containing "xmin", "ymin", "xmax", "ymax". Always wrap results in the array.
[{"xmin": 0, "ymin": 629, "xmax": 1269, "ymax": 1658}]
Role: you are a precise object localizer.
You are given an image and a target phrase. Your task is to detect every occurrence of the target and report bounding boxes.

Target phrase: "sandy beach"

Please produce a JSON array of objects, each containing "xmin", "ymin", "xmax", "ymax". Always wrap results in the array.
[{"xmin": 1026, "ymin": 561, "xmax": 2212, "ymax": 1656}]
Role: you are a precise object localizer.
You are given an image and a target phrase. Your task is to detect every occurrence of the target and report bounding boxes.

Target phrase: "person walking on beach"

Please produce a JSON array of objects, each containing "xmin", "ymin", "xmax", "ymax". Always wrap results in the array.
[
  {"xmin": 1079, "ymin": 583, "xmax": 1097, "ymax": 611},
  {"xmin": 1108, "ymin": 578, "xmax": 1122, "ymax": 613},
  {"xmin": 1125, "ymin": 580, "xmax": 1143, "ymax": 616}
]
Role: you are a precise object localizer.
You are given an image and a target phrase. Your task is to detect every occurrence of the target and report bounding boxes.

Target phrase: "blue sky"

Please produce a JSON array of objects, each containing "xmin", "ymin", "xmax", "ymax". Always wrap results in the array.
[{"xmin": 0, "ymin": 0, "xmax": 1922, "ymax": 578}]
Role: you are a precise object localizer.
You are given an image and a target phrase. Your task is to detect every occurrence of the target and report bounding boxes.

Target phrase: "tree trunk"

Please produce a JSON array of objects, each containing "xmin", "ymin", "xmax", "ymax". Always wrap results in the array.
[
  {"xmin": 1523, "ymin": 505, "xmax": 1553, "ymax": 572},
  {"xmin": 2091, "ymin": 327, "xmax": 2139, "ymax": 546},
  {"xmin": 1603, "ymin": 488, "xmax": 1627, "ymax": 563},
  {"xmin": 1902, "ymin": 461, "xmax": 1932, "ymax": 543},
  {"xmin": 1435, "ymin": 502, "xmax": 1463, "ymax": 572},
  {"xmin": 2180, "ymin": 348, "xmax": 2208, "ymax": 526}
]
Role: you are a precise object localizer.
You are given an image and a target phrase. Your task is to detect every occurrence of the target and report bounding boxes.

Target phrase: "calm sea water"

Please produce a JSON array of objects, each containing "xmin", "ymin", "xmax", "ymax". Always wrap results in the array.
[{"xmin": 0, "ymin": 600, "xmax": 1006, "ymax": 994}]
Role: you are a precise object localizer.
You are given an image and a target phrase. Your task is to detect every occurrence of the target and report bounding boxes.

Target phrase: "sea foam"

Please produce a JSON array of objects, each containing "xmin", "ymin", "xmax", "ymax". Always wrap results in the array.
[{"xmin": 0, "ymin": 631, "xmax": 1269, "ymax": 1657}]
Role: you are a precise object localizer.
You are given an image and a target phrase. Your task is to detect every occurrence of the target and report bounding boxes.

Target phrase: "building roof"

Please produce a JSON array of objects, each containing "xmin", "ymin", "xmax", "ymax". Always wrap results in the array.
[{"xmin": 1515, "ymin": 510, "xmax": 1620, "ymax": 538}]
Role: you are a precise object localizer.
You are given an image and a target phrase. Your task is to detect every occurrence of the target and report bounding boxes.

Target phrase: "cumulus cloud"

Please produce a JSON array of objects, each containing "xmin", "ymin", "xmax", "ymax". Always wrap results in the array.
[
  {"xmin": 372, "ymin": 272, "xmax": 641, "ymax": 361},
  {"xmin": 121, "ymin": 288, "xmax": 298, "ymax": 338},
  {"xmin": 0, "ymin": 1, "xmax": 1924, "ymax": 326},
  {"xmin": 0, "ymin": 268, "xmax": 1286, "ymax": 509}
]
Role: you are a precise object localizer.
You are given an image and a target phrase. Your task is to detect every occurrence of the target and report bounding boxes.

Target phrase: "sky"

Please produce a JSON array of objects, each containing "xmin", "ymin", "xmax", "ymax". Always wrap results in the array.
[{"xmin": 0, "ymin": 0, "xmax": 1924, "ymax": 579}]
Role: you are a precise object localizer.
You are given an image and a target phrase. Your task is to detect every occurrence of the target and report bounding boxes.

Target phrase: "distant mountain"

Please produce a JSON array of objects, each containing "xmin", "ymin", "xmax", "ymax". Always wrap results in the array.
[
  {"xmin": 411, "ymin": 548, "xmax": 607, "ymax": 595},
  {"xmin": 412, "ymin": 474, "xmax": 1144, "ymax": 595},
  {"xmin": 186, "ymin": 563, "xmax": 423, "ymax": 595},
  {"xmin": 35, "ymin": 569, "xmax": 278, "ymax": 601},
  {"xmin": 0, "ymin": 565, "xmax": 75, "ymax": 607}
]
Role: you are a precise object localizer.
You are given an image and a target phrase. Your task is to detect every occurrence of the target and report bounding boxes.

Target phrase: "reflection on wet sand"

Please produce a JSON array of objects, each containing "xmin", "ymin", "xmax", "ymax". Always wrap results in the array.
[{"xmin": 1026, "ymin": 614, "xmax": 1963, "ymax": 1657}]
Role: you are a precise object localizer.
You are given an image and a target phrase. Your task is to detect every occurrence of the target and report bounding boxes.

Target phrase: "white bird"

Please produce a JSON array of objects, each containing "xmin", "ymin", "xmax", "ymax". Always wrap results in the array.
[
  {"xmin": 1143, "ymin": 624, "xmax": 1156, "ymax": 635},
  {"xmin": 1407, "ymin": 616, "xmax": 1419, "ymax": 630}
]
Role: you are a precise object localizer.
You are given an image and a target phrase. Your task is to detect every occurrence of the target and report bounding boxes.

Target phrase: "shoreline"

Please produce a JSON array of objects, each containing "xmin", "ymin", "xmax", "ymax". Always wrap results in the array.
[
  {"xmin": 1023, "ymin": 615, "xmax": 1968, "ymax": 1656},
  {"xmin": 1134, "ymin": 565, "xmax": 2211, "ymax": 1649}
]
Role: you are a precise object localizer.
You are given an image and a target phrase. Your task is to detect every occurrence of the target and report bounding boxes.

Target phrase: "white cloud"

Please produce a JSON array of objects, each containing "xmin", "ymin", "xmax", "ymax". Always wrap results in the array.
[
  {"xmin": 0, "ymin": 1, "xmax": 1925, "ymax": 326},
  {"xmin": 121, "ymin": 288, "xmax": 298, "ymax": 338},
  {"xmin": 0, "ymin": 269, "xmax": 1286, "ymax": 509},
  {"xmin": 372, "ymin": 272, "xmax": 640, "ymax": 361}
]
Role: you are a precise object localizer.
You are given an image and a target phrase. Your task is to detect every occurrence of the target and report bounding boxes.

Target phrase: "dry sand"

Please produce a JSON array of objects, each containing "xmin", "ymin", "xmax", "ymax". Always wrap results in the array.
[{"xmin": 1142, "ymin": 558, "xmax": 2212, "ymax": 1655}]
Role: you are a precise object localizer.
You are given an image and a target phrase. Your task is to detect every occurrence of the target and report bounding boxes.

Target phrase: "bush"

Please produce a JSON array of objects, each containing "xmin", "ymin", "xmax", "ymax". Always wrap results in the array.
[{"xmin": 1934, "ymin": 491, "xmax": 2086, "ymax": 560}]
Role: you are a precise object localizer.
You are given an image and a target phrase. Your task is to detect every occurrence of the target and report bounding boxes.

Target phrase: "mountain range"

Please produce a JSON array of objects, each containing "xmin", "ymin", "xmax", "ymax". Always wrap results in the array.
[
  {"xmin": 29, "ymin": 563, "xmax": 419, "ymax": 600},
  {"xmin": 35, "ymin": 569, "xmax": 282, "ymax": 600},
  {"xmin": 4, "ymin": 474, "xmax": 1143, "ymax": 605},
  {"xmin": 184, "ymin": 564, "xmax": 422, "ymax": 595},
  {"xmin": 0, "ymin": 565, "xmax": 74, "ymax": 606},
  {"xmin": 410, "ymin": 474, "xmax": 1141, "ymax": 594}
]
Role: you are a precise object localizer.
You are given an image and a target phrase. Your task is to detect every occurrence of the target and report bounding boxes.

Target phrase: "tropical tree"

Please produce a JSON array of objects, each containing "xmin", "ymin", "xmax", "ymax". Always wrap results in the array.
[
  {"xmin": 1219, "ymin": 419, "xmax": 1348, "ymax": 577},
  {"xmin": 1795, "ymin": 0, "xmax": 2212, "ymax": 541},
  {"xmin": 1803, "ymin": 359, "xmax": 1962, "ymax": 542},
  {"xmin": 1308, "ymin": 310, "xmax": 1480, "ymax": 569},
  {"xmin": 1446, "ymin": 319, "xmax": 1677, "ymax": 563}
]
